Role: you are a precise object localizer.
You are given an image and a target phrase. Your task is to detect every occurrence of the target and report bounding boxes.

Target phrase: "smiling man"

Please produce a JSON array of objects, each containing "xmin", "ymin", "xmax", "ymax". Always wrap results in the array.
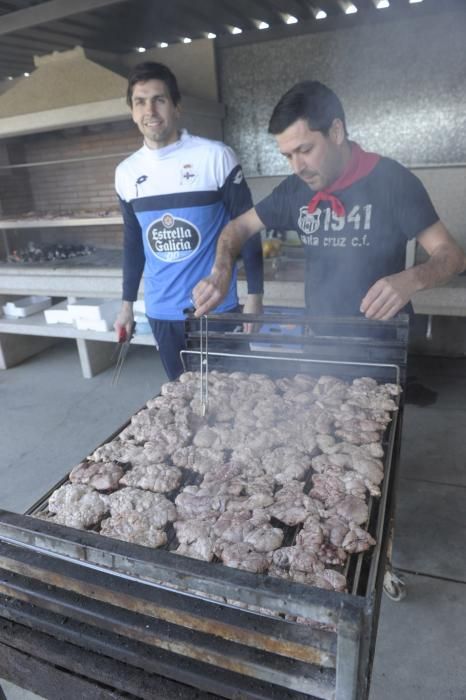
[
  {"xmin": 193, "ymin": 80, "xmax": 464, "ymax": 321},
  {"xmin": 113, "ymin": 62, "xmax": 263, "ymax": 379}
]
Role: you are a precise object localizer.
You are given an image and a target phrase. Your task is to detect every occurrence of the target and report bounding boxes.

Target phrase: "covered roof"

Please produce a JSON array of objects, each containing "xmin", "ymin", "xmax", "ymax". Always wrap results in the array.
[{"xmin": 1, "ymin": 0, "xmax": 463, "ymax": 81}]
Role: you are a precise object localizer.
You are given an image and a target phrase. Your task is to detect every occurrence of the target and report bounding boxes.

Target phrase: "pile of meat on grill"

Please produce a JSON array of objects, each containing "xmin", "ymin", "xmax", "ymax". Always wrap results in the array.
[{"xmin": 42, "ymin": 370, "xmax": 400, "ymax": 595}]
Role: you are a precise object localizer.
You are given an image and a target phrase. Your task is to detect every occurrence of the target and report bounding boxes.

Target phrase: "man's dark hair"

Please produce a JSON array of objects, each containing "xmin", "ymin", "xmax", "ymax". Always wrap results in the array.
[
  {"xmin": 268, "ymin": 81, "xmax": 347, "ymax": 136},
  {"xmin": 126, "ymin": 62, "xmax": 181, "ymax": 107}
]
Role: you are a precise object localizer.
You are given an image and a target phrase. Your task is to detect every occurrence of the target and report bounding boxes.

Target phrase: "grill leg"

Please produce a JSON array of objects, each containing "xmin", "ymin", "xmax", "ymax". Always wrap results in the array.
[{"xmin": 383, "ymin": 521, "xmax": 407, "ymax": 602}]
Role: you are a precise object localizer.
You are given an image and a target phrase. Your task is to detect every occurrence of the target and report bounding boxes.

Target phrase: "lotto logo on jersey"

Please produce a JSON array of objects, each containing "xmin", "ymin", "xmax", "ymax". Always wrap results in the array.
[{"xmin": 147, "ymin": 213, "xmax": 201, "ymax": 263}]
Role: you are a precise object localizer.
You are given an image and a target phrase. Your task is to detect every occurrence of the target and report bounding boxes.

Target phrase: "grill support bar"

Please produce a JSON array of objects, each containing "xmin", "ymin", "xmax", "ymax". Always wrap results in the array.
[{"xmin": 0, "ymin": 510, "xmax": 371, "ymax": 700}]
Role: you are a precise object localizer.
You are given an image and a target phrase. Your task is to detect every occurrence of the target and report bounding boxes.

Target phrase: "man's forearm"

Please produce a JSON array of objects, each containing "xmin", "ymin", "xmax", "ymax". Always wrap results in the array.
[
  {"xmin": 212, "ymin": 220, "xmax": 252, "ymax": 275},
  {"xmin": 193, "ymin": 208, "xmax": 264, "ymax": 316},
  {"xmin": 409, "ymin": 242, "xmax": 465, "ymax": 292}
]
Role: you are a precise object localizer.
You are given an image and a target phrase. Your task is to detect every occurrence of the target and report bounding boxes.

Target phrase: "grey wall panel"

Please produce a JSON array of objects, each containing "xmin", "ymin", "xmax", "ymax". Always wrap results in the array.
[{"xmin": 218, "ymin": 9, "xmax": 466, "ymax": 176}]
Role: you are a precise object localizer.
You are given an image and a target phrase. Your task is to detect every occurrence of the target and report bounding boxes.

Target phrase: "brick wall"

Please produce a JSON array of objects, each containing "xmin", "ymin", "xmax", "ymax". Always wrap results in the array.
[
  {"xmin": 2, "ymin": 119, "xmax": 141, "ymax": 249},
  {"xmin": 0, "ymin": 141, "xmax": 35, "ymax": 217},
  {"xmin": 1, "ymin": 106, "xmax": 224, "ymax": 254}
]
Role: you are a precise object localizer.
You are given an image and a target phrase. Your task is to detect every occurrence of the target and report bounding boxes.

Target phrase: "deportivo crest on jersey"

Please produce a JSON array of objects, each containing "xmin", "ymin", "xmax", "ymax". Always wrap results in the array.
[
  {"xmin": 180, "ymin": 163, "xmax": 197, "ymax": 185},
  {"xmin": 298, "ymin": 205, "xmax": 322, "ymax": 235},
  {"xmin": 147, "ymin": 213, "xmax": 201, "ymax": 263}
]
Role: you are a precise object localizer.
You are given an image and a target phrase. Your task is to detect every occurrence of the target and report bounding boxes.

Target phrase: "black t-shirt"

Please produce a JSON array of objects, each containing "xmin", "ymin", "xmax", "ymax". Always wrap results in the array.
[{"xmin": 255, "ymin": 157, "xmax": 439, "ymax": 315}]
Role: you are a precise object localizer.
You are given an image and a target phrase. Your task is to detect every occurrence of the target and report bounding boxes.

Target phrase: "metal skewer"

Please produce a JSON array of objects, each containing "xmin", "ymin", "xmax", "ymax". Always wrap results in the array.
[
  {"xmin": 111, "ymin": 322, "xmax": 136, "ymax": 385},
  {"xmin": 199, "ymin": 314, "xmax": 209, "ymax": 416}
]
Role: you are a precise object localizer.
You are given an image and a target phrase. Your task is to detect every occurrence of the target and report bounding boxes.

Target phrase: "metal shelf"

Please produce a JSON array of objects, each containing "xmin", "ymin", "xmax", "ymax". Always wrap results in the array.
[{"xmin": 0, "ymin": 216, "xmax": 122, "ymax": 229}]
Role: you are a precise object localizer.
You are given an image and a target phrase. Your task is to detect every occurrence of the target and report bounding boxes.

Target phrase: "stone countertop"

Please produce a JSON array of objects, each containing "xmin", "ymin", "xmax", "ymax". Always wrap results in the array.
[
  {"xmin": 1, "ymin": 249, "xmax": 465, "ymax": 316},
  {"xmin": 412, "ymin": 276, "xmax": 466, "ymax": 317},
  {"xmin": 240, "ymin": 254, "xmax": 466, "ymax": 316}
]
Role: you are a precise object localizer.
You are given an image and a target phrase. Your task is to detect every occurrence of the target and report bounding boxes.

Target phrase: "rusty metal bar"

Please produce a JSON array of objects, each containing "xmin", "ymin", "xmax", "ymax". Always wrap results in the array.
[
  {"xmin": 0, "ymin": 602, "xmax": 309, "ymax": 700},
  {"xmin": 0, "ymin": 510, "xmax": 345, "ymax": 625},
  {"xmin": 335, "ymin": 602, "xmax": 364, "ymax": 700},
  {"xmin": 0, "ymin": 537, "xmax": 335, "ymax": 666},
  {"xmin": 0, "ymin": 617, "xmax": 218, "ymax": 700},
  {"xmin": 366, "ymin": 407, "xmax": 401, "ymax": 595},
  {"xmin": 0, "ymin": 565, "xmax": 336, "ymax": 699}
]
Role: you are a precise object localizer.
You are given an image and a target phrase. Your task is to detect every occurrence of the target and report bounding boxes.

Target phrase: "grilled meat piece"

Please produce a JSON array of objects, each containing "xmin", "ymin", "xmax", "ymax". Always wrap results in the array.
[
  {"xmin": 175, "ymin": 486, "xmax": 229, "ymax": 520},
  {"xmin": 175, "ymin": 539, "xmax": 216, "ymax": 561},
  {"xmin": 261, "ymin": 446, "xmax": 311, "ymax": 483},
  {"xmin": 69, "ymin": 460, "xmax": 124, "ymax": 491},
  {"xmin": 171, "ymin": 445, "xmax": 227, "ymax": 474},
  {"xmin": 108, "ymin": 487, "xmax": 176, "ymax": 528},
  {"xmin": 120, "ymin": 463, "xmax": 182, "ymax": 493},
  {"xmin": 342, "ymin": 525, "xmax": 376, "ymax": 553},
  {"xmin": 48, "ymin": 483, "xmax": 108, "ymax": 529},
  {"xmin": 216, "ymin": 542, "xmax": 272, "ymax": 573},
  {"xmin": 100, "ymin": 513, "xmax": 167, "ymax": 548},
  {"xmin": 332, "ymin": 495, "xmax": 369, "ymax": 525}
]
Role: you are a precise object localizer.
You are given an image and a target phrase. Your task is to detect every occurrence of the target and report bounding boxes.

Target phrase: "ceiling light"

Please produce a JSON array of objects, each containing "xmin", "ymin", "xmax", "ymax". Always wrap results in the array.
[
  {"xmin": 182, "ymin": 37, "xmax": 192, "ymax": 43},
  {"xmin": 23, "ymin": 72, "xmax": 30, "ymax": 77},
  {"xmin": 409, "ymin": 0, "xmax": 423, "ymax": 3},
  {"xmin": 136, "ymin": 46, "xmax": 146, "ymax": 53},
  {"xmin": 7, "ymin": 76, "xmax": 14, "ymax": 80},
  {"xmin": 231, "ymin": 26, "xmax": 242, "ymax": 34},
  {"xmin": 344, "ymin": 3, "xmax": 358, "ymax": 14},
  {"xmin": 158, "ymin": 42, "xmax": 168, "ymax": 48},
  {"xmin": 315, "ymin": 9, "xmax": 327, "ymax": 20},
  {"xmin": 375, "ymin": 0, "xmax": 389, "ymax": 7},
  {"xmin": 285, "ymin": 14, "xmax": 299, "ymax": 24},
  {"xmin": 258, "ymin": 20, "xmax": 269, "ymax": 30},
  {"xmin": 207, "ymin": 32, "xmax": 216, "ymax": 39}
]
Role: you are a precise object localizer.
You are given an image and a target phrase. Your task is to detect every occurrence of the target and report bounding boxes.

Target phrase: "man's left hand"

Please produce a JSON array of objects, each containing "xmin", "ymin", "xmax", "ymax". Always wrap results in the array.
[
  {"xmin": 360, "ymin": 272, "xmax": 415, "ymax": 320},
  {"xmin": 242, "ymin": 293, "xmax": 263, "ymax": 333}
]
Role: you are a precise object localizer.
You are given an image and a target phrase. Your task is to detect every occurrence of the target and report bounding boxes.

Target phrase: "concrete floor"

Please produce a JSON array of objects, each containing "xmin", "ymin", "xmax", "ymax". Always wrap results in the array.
[{"xmin": 0, "ymin": 341, "xmax": 465, "ymax": 700}]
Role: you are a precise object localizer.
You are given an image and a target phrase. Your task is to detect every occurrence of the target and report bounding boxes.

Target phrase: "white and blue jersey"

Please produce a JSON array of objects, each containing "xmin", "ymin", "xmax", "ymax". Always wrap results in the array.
[{"xmin": 116, "ymin": 130, "xmax": 262, "ymax": 320}]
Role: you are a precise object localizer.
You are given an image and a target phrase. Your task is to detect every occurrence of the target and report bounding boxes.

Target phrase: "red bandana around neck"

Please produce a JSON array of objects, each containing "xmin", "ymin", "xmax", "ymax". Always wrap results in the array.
[{"xmin": 307, "ymin": 142, "xmax": 380, "ymax": 218}]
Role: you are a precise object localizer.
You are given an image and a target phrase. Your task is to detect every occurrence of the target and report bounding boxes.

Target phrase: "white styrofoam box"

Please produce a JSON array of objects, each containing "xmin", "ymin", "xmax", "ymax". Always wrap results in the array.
[
  {"xmin": 67, "ymin": 298, "xmax": 120, "ymax": 322},
  {"xmin": 44, "ymin": 300, "xmax": 74, "ymax": 324},
  {"xmin": 3, "ymin": 295, "xmax": 52, "ymax": 318},
  {"xmin": 74, "ymin": 317, "xmax": 113, "ymax": 332}
]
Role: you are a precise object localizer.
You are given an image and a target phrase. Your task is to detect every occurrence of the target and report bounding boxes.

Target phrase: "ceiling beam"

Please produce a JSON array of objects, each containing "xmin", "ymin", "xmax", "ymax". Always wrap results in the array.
[{"xmin": 0, "ymin": 0, "xmax": 129, "ymax": 36}]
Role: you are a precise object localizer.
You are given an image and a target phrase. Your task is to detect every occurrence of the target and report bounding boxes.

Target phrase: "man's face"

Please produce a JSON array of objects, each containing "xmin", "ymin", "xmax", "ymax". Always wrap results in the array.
[
  {"xmin": 131, "ymin": 79, "xmax": 180, "ymax": 149},
  {"xmin": 275, "ymin": 118, "xmax": 346, "ymax": 191}
]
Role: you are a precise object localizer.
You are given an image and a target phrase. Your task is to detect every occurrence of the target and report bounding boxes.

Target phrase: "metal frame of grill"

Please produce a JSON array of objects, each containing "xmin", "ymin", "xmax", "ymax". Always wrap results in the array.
[{"xmin": 0, "ymin": 312, "xmax": 409, "ymax": 700}]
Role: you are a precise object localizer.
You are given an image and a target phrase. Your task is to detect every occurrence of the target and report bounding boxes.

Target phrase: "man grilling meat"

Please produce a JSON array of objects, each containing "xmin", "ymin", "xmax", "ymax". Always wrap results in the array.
[{"xmin": 192, "ymin": 80, "xmax": 465, "ymax": 322}]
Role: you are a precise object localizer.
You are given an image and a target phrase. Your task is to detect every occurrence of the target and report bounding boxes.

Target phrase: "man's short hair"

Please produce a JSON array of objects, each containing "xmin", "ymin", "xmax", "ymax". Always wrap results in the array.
[
  {"xmin": 268, "ymin": 81, "xmax": 347, "ymax": 136},
  {"xmin": 126, "ymin": 62, "xmax": 181, "ymax": 107}
]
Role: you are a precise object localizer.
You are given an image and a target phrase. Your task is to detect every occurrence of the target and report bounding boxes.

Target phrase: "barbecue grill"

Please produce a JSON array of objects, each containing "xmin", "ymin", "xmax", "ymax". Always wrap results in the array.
[{"xmin": 0, "ymin": 311, "xmax": 408, "ymax": 700}]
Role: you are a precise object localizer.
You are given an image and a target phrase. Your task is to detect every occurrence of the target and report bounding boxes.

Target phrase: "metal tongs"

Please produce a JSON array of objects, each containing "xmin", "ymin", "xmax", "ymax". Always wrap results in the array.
[
  {"xmin": 112, "ymin": 321, "xmax": 136, "ymax": 385},
  {"xmin": 199, "ymin": 314, "xmax": 209, "ymax": 416}
]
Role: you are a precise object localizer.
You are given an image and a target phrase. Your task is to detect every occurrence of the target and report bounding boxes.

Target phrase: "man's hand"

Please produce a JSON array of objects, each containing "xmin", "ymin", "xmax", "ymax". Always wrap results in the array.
[
  {"xmin": 114, "ymin": 301, "xmax": 134, "ymax": 339},
  {"xmin": 242, "ymin": 293, "xmax": 263, "ymax": 333},
  {"xmin": 193, "ymin": 267, "xmax": 232, "ymax": 317},
  {"xmin": 360, "ymin": 271, "xmax": 416, "ymax": 320}
]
